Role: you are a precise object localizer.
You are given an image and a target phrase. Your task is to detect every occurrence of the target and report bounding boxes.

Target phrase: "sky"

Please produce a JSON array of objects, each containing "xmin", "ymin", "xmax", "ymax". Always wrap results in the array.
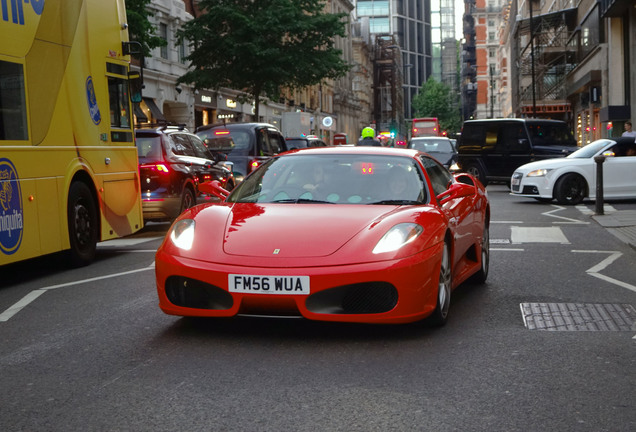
[{"xmin": 455, "ymin": 0, "xmax": 464, "ymax": 40}]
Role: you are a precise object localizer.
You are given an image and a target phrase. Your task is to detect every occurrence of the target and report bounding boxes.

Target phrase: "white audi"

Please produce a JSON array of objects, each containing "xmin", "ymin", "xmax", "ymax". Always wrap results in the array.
[{"xmin": 510, "ymin": 137, "xmax": 636, "ymax": 205}]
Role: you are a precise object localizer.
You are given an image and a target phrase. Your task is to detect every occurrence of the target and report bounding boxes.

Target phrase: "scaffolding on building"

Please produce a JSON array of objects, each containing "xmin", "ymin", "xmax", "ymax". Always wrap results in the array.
[
  {"xmin": 514, "ymin": 7, "xmax": 577, "ymax": 118},
  {"xmin": 374, "ymin": 35, "xmax": 405, "ymax": 137}
]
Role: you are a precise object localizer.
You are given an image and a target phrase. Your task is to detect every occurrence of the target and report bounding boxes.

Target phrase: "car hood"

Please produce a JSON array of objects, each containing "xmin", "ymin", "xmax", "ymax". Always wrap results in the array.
[
  {"xmin": 221, "ymin": 204, "xmax": 398, "ymax": 258},
  {"xmin": 514, "ymin": 156, "xmax": 589, "ymax": 173}
]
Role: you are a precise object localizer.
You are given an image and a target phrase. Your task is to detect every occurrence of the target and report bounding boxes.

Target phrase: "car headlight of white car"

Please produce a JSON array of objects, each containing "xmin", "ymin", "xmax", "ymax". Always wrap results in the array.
[
  {"xmin": 373, "ymin": 223, "xmax": 423, "ymax": 254},
  {"xmin": 170, "ymin": 219, "xmax": 196, "ymax": 250},
  {"xmin": 526, "ymin": 168, "xmax": 552, "ymax": 177}
]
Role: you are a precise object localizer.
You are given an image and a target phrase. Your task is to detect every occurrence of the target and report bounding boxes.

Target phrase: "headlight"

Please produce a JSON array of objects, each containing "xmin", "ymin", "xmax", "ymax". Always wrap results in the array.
[
  {"xmin": 449, "ymin": 162, "xmax": 460, "ymax": 172},
  {"xmin": 527, "ymin": 169, "xmax": 551, "ymax": 177},
  {"xmin": 373, "ymin": 223, "xmax": 423, "ymax": 254},
  {"xmin": 170, "ymin": 219, "xmax": 195, "ymax": 250}
]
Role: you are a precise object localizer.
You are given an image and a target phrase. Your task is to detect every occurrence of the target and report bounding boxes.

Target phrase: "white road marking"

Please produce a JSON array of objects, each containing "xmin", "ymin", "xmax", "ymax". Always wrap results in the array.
[
  {"xmin": 511, "ymin": 226, "xmax": 570, "ymax": 244},
  {"xmin": 0, "ymin": 264, "xmax": 155, "ymax": 322},
  {"xmin": 98, "ymin": 237, "xmax": 163, "ymax": 247},
  {"xmin": 543, "ymin": 205, "xmax": 589, "ymax": 224},
  {"xmin": 572, "ymin": 250, "xmax": 636, "ymax": 293}
]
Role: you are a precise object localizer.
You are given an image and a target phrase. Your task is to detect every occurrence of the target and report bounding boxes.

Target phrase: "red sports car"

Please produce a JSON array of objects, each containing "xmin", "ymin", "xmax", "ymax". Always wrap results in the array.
[{"xmin": 155, "ymin": 147, "xmax": 490, "ymax": 325}]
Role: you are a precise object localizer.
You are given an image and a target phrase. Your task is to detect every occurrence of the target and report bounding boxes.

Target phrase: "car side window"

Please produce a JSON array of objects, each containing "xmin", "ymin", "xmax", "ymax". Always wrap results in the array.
[
  {"xmin": 257, "ymin": 129, "xmax": 273, "ymax": 156},
  {"xmin": 460, "ymin": 124, "xmax": 486, "ymax": 151},
  {"xmin": 268, "ymin": 131, "xmax": 285, "ymax": 154},
  {"xmin": 188, "ymin": 135, "xmax": 212, "ymax": 160},
  {"xmin": 170, "ymin": 134, "xmax": 192, "ymax": 156},
  {"xmin": 501, "ymin": 124, "xmax": 529, "ymax": 153},
  {"xmin": 420, "ymin": 156, "xmax": 452, "ymax": 197}
]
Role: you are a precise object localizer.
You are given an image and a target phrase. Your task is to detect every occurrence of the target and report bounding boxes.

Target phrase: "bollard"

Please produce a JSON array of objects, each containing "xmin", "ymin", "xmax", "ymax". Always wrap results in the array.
[{"xmin": 594, "ymin": 155, "xmax": 605, "ymax": 215}]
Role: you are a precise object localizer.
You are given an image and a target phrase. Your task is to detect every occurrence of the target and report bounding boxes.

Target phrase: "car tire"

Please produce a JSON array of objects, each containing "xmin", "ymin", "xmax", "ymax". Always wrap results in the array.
[
  {"xmin": 179, "ymin": 187, "xmax": 196, "ymax": 214},
  {"xmin": 67, "ymin": 181, "xmax": 98, "ymax": 267},
  {"xmin": 554, "ymin": 173, "xmax": 586, "ymax": 205},
  {"xmin": 469, "ymin": 223, "xmax": 489, "ymax": 284},
  {"xmin": 427, "ymin": 240, "xmax": 452, "ymax": 326},
  {"xmin": 465, "ymin": 163, "xmax": 487, "ymax": 186}
]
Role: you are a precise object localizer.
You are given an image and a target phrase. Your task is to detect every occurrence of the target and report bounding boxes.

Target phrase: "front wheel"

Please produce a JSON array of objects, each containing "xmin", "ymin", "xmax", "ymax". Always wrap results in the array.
[
  {"xmin": 427, "ymin": 240, "xmax": 452, "ymax": 326},
  {"xmin": 179, "ymin": 187, "xmax": 196, "ymax": 215},
  {"xmin": 469, "ymin": 223, "xmax": 489, "ymax": 284},
  {"xmin": 554, "ymin": 173, "xmax": 586, "ymax": 205},
  {"xmin": 465, "ymin": 163, "xmax": 487, "ymax": 186},
  {"xmin": 67, "ymin": 181, "xmax": 98, "ymax": 267}
]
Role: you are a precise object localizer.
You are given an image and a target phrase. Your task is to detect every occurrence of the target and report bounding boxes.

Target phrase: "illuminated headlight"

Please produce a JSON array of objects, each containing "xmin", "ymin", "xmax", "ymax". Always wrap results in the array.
[
  {"xmin": 527, "ymin": 169, "xmax": 551, "ymax": 177},
  {"xmin": 373, "ymin": 223, "xmax": 423, "ymax": 254},
  {"xmin": 449, "ymin": 162, "xmax": 460, "ymax": 172},
  {"xmin": 170, "ymin": 219, "xmax": 195, "ymax": 250}
]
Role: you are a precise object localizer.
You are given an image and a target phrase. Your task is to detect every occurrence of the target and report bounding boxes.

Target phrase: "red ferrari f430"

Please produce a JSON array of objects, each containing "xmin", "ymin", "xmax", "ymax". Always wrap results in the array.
[{"xmin": 155, "ymin": 147, "xmax": 490, "ymax": 326}]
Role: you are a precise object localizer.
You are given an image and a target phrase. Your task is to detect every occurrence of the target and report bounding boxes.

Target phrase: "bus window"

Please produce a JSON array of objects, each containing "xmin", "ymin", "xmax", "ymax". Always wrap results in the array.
[
  {"xmin": 108, "ymin": 76, "xmax": 131, "ymax": 129},
  {"xmin": 0, "ymin": 60, "xmax": 28, "ymax": 141}
]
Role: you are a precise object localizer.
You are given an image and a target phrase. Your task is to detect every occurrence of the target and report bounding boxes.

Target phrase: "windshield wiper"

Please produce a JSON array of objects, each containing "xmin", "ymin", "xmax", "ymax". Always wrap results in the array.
[
  {"xmin": 270, "ymin": 198, "xmax": 334, "ymax": 204},
  {"xmin": 368, "ymin": 200, "xmax": 421, "ymax": 205}
]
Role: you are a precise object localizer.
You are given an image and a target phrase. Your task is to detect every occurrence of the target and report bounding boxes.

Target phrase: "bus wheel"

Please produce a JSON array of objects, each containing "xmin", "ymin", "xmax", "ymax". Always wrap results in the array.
[{"xmin": 67, "ymin": 181, "xmax": 98, "ymax": 267}]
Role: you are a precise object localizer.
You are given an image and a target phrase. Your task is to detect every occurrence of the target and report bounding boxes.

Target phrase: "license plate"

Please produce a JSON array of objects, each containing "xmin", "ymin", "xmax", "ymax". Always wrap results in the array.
[{"xmin": 228, "ymin": 274, "xmax": 310, "ymax": 295}]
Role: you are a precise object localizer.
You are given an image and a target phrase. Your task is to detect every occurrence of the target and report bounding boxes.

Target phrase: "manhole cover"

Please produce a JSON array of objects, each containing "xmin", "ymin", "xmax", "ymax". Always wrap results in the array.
[{"xmin": 520, "ymin": 302, "xmax": 636, "ymax": 331}]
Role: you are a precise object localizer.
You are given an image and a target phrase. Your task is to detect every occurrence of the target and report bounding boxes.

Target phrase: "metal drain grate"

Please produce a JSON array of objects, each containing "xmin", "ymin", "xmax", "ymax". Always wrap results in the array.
[{"xmin": 520, "ymin": 302, "xmax": 636, "ymax": 331}]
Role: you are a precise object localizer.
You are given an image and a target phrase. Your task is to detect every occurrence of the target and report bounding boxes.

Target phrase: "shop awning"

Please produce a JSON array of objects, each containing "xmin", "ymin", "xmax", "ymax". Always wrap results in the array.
[
  {"xmin": 143, "ymin": 97, "xmax": 166, "ymax": 122},
  {"xmin": 133, "ymin": 103, "xmax": 148, "ymax": 123}
]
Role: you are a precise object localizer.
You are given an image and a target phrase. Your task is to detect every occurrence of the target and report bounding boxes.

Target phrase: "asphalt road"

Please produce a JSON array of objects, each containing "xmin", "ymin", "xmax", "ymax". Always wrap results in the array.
[{"xmin": 1, "ymin": 185, "xmax": 635, "ymax": 431}]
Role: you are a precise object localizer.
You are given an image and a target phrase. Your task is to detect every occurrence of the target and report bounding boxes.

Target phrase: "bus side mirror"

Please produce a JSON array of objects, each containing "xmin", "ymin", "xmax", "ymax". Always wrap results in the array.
[{"xmin": 128, "ymin": 72, "xmax": 142, "ymax": 103}]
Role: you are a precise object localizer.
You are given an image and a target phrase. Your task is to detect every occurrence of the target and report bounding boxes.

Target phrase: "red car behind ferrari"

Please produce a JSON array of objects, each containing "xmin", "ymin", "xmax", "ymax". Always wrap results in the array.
[{"xmin": 154, "ymin": 146, "xmax": 490, "ymax": 326}]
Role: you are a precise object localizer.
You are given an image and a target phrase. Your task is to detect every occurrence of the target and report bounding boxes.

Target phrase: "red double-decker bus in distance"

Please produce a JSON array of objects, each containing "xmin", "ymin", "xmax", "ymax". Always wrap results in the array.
[{"xmin": 411, "ymin": 118, "xmax": 440, "ymax": 137}]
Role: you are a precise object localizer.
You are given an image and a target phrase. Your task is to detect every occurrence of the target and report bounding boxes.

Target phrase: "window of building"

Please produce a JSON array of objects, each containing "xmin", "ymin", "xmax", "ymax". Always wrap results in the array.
[
  {"xmin": 370, "ymin": 17, "xmax": 390, "ymax": 33},
  {"xmin": 159, "ymin": 23, "xmax": 168, "ymax": 59},
  {"xmin": 357, "ymin": 1, "xmax": 389, "ymax": 17}
]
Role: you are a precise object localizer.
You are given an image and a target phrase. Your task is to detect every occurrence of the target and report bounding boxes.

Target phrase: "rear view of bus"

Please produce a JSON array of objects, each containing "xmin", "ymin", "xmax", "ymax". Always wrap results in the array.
[
  {"xmin": 0, "ymin": 0, "xmax": 143, "ymax": 266},
  {"xmin": 411, "ymin": 118, "xmax": 441, "ymax": 138}
]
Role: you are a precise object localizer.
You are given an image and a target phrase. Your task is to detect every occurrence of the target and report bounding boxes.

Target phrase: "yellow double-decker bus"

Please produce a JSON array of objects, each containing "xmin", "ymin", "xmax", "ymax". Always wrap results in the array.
[{"xmin": 1, "ymin": 0, "xmax": 143, "ymax": 266}]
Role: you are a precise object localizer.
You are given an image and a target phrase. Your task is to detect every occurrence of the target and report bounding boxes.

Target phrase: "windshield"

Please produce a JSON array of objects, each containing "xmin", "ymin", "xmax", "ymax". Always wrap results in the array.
[
  {"xmin": 227, "ymin": 154, "xmax": 428, "ymax": 205},
  {"xmin": 567, "ymin": 139, "xmax": 612, "ymax": 158},
  {"xmin": 136, "ymin": 135, "xmax": 163, "ymax": 162},
  {"xmin": 198, "ymin": 129, "xmax": 252, "ymax": 154},
  {"xmin": 527, "ymin": 123, "xmax": 577, "ymax": 146},
  {"xmin": 409, "ymin": 139, "xmax": 454, "ymax": 153}
]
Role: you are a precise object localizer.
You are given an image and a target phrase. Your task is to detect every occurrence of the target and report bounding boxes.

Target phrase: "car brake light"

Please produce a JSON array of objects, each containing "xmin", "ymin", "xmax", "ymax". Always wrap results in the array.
[
  {"xmin": 142, "ymin": 163, "xmax": 170, "ymax": 173},
  {"xmin": 360, "ymin": 162, "xmax": 374, "ymax": 174},
  {"xmin": 250, "ymin": 160, "xmax": 260, "ymax": 171},
  {"xmin": 214, "ymin": 130, "xmax": 231, "ymax": 136}
]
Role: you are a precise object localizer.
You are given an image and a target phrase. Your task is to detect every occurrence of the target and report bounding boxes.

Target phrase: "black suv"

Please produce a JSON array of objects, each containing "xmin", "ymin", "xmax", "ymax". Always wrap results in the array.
[
  {"xmin": 456, "ymin": 118, "xmax": 578, "ymax": 185},
  {"xmin": 285, "ymin": 135, "xmax": 328, "ymax": 150},
  {"xmin": 135, "ymin": 125, "xmax": 235, "ymax": 221},
  {"xmin": 196, "ymin": 122, "xmax": 287, "ymax": 182}
]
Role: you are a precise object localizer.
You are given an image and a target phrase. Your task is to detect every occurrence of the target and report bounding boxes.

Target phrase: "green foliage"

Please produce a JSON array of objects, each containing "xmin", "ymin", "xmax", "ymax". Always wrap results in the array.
[
  {"xmin": 177, "ymin": 0, "xmax": 350, "ymax": 117},
  {"xmin": 412, "ymin": 77, "xmax": 461, "ymax": 135},
  {"xmin": 126, "ymin": 0, "xmax": 166, "ymax": 57}
]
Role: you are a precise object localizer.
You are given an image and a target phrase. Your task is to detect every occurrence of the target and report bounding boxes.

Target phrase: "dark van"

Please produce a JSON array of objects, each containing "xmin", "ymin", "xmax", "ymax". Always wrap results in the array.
[
  {"xmin": 456, "ymin": 119, "xmax": 578, "ymax": 185},
  {"xmin": 196, "ymin": 122, "xmax": 287, "ymax": 182}
]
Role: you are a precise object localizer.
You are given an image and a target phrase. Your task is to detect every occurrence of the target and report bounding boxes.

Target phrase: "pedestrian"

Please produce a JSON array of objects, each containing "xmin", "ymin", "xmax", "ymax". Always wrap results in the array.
[
  {"xmin": 357, "ymin": 127, "xmax": 382, "ymax": 146},
  {"xmin": 622, "ymin": 121, "xmax": 636, "ymax": 137}
]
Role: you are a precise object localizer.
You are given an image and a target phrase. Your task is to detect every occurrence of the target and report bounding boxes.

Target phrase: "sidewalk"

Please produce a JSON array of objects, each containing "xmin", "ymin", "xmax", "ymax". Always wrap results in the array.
[{"xmin": 592, "ymin": 210, "xmax": 636, "ymax": 251}]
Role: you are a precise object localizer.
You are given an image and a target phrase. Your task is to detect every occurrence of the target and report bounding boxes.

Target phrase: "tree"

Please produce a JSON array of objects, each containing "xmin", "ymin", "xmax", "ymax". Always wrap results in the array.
[
  {"xmin": 126, "ymin": 0, "xmax": 166, "ymax": 57},
  {"xmin": 176, "ymin": 0, "xmax": 350, "ymax": 118},
  {"xmin": 411, "ymin": 77, "xmax": 461, "ymax": 135}
]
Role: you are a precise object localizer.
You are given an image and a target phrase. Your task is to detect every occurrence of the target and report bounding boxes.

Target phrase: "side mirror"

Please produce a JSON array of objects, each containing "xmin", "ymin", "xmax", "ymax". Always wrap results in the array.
[
  {"xmin": 199, "ymin": 180, "xmax": 230, "ymax": 201},
  {"xmin": 437, "ymin": 182, "xmax": 474, "ymax": 205},
  {"xmin": 128, "ymin": 71, "xmax": 142, "ymax": 103}
]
